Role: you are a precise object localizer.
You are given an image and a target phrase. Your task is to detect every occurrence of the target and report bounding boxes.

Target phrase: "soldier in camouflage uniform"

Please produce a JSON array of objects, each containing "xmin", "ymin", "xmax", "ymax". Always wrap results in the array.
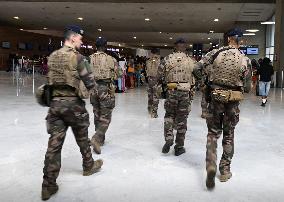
[
  {"xmin": 89, "ymin": 37, "xmax": 117, "ymax": 154},
  {"xmin": 146, "ymin": 48, "xmax": 161, "ymax": 118},
  {"xmin": 157, "ymin": 38, "xmax": 195, "ymax": 156},
  {"xmin": 195, "ymin": 28, "xmax": 251, "ymax": 189},
  {"xmin": 41, "ymin": 25, "xmax": 103, "ymax": 200}
]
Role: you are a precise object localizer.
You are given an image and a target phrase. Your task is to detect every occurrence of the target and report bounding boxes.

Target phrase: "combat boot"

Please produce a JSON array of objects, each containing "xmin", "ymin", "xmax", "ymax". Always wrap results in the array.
[
  {"xmin": 83, "ymin": 159, "xmax": 103, "ymax": 176},
  {"xmin": 162, "ymin": 141, "xmax": 173, "ymax": 154},
  {"xmin": 219, "ymin": 172, "xmax": 232, "ymax": 182},
  {"xmin": 41, "ymin": 184, "xmax": 58, "ymax": 201},
  {"xmin": 206, "ymin": 166, "xmax": 216, "ymax": 190},
  {"xmin": 91, "ymin": 138, "xmax": 101, "ymax": 154},
  {"xmin": 174, "ymin": 145, "xmax": 186, "ymax": 156}
]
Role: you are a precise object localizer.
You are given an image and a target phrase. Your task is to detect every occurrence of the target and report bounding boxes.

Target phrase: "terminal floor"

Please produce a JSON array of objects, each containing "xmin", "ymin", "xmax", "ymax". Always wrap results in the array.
[{"xmin": 0, "ymin": 72, "xmax": 284, "ymax": 202}]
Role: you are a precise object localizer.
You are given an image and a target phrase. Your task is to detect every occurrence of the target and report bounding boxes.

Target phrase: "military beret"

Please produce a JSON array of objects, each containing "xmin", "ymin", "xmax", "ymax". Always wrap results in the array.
[
  {"xmin": 151, "ymin": 48, "xmax": 160, "ymax": 54},
  {"xmin": 64, "ymin": 25, "xmax": 84, "ymax": 35},
  {"xmin": 226, "ymin": 28, "xmax": 243, "ymax": 37},
  {"xmin": 174, "ymin": 38, "xmax": 187, "ymax": 45},
  {"xmin": 95, "ymin": 37, "xmax": 108, "ymax": 47}
]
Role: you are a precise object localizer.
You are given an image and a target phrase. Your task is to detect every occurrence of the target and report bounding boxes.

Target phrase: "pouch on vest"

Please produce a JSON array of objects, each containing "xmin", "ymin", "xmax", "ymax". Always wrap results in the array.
[
  {"xmin": 167, "ymin": 83, "xmax": 177, "ymax": 90},
  {"xmin": 176, "ymin": 83, "xmax": 191, "ymax": 91}
]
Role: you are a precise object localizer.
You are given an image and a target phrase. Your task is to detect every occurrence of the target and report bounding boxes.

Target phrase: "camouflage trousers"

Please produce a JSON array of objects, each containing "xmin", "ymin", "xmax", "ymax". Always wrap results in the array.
[
  {"xmin": 206, "ymin": 100, "xmax": 240, "ymax": 174},
  {"xmin": 164, "ymin": 90, "xmax": 191, "ymax": 147},
  {"xmin": 201, "ymin": 91, "xmax": 209, "ymax": 114},
  {"xmin": 43, "ymin": 98, "xmax": 94, "ymax": 187},
  {"xmin": 90, "ymin": 83, "xmax": 115, "ymax": 144},
  {"xmin": 147, "ymin": 77, "xmax": 159, "ymax": 114}
]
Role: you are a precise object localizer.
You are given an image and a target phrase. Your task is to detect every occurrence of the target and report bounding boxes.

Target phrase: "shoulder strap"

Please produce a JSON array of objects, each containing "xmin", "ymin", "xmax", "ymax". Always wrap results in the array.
[{"xmin": 210, "ymin": 47, "xmax": 238, "ymax": 64}]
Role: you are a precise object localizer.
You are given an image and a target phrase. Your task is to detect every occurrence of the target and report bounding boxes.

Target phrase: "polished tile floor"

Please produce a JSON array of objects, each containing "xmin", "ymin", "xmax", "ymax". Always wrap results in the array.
[{"xmin": 0, "ymin": 72, "xmax": 284, "ymax": 202}]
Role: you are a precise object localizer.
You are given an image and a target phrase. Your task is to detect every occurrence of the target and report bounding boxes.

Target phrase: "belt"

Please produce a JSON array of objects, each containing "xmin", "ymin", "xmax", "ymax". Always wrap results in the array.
[
  {"xmin": 96, "ymin": 79, "xmax": 111, "ymax": 85},
  {"xmin": 52, "ymin": 97, "xmax": 80, "ymax": 101}
]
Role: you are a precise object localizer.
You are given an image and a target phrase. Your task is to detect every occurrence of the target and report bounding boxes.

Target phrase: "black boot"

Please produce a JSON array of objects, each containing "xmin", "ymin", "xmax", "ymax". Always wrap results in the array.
[
  {"xmin": 41, "ymin": 184, "xmax": 59, "ymax": 201},
  {"xmin": 174, "ymin": 145, "xmax": 186, "ymax": 156},
  {"xmin": 162, "ymin": 141, "xmax": 173, "ymax": 154},
  {"xmin": 206, "ymin": 166, "xmax": 216, "ymax": 190}
]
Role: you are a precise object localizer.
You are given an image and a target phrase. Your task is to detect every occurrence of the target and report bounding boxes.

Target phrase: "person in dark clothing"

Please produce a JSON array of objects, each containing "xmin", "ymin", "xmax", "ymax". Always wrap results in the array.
[{"xmin": 257, "ymin": 57, "xmax": 274, "ymax": 107}]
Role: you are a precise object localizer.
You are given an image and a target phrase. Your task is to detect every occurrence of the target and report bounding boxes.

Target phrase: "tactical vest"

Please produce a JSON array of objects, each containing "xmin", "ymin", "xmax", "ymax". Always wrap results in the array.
[
  {"xmin": 47, "ymin": 46, "xmax": 81, "ymax": 93},
  {"xmin": 90, "ymin": 52, "xmax": 115, "ymax": 80},
  {"xmin": 211, "ymin": 48, "xmax": 246, "ymax": 87},
  {"xmin": 146, "ymin": 55, "xmax": 160, "ymax": 77},
  {"xmin": 165, "ymin": 52, "xmax": 194, "ymax": 83}
]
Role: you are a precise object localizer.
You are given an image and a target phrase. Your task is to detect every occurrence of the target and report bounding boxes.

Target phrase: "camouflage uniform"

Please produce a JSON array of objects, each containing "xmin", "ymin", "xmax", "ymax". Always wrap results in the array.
[
  {"xmin": 89, "ymin": 51, "xmax": 116, "ymax": 147},
  {"xmin": 196, "ymin": 45, "xmax": 250, "ymax": 186},
  {"xmin": 42, "ymin": 45, "xmax": 102, "ymax": 193},
  {"xmin": 157, "ymin": 51, "xmax": 195, "ymax": 155},
  {"xmin": 146, "ymin": 54, "xmax": 160, "ymax": 117}
]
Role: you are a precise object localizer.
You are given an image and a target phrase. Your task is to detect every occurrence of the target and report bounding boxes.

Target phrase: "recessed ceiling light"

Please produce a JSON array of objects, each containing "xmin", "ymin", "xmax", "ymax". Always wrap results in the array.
[
  {"xmin": 164, "ymin": 45, "xmax": 168, "ymax": 47},
  {"xmin": 209, "ymin": 30, "xmax": 214, "ymax": 33},
  {"xmin": 246, "ymin": 29, "xmax": 259, "ymax": 32},
  {"xmin": 77, "ymin": 17, "xmax": 83, "ymax": 21},
  {"xmin": 210, "ymin": 42, "xmax": 212, "ymax": 45},
  {"xmin": 159, "ymin": 32, "xmax": 162, "ymax": 34},
  {"xmin": 142, "ymin": 44, "xmax": 144, "ymax": 47},
  {"xmin": 98, "ymin": 28, "xmax": 102, "ymax": 32},
  {"xmin": 19, "ymin": 29, "xmax": 23, "ymax": 31},
  {"xmin": 145, "ymin": 18, "xmax": 150, "ymax": 21},
  {"xmin": 133, "ymin": 37, "xmax": 137, "ymax": 39},
  {"xmin": 214, "ymin": 19, "xmax": 219, "ymax": 22},
  {"xmin": 190, "ymin": 44, "xmax": 193, "ymax": 47},
  {"xmin": 243, "ymin": 33, "xmax": 256, "ymax": 36},
  {"xmin": 216, "ymin": 44, "xmax": 219, "ymax": 46},
  {"xmin": 169, "ymin": 37, "xmax": 173, "ymax": 40},
  {"xmin": 43, "ymin": 27, "xmax": 48, "ymax": 30},
  {"xmin": 118, "ymin": 44, "xmax": 121, "ymax": 47},
  {"xmin": 261, "ymin": 21, "xmax": 275, "ymax": 25},
  {"xmin": 208, "ymin": 38, "xmax": 211, "ymax": 40},
  {"xmin": 99, "ymin": 36, "xmax": 102, "ymax": 39},
  {"xmin": 13, "ymin": 16, "xmax": 20, "ymax": 20}
]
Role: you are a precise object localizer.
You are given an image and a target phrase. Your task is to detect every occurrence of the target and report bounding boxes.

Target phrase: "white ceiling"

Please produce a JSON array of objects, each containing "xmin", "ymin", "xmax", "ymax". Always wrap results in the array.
[{"xmin": 0, "ymin": 1, "xmax": 275, "ymax": 47}]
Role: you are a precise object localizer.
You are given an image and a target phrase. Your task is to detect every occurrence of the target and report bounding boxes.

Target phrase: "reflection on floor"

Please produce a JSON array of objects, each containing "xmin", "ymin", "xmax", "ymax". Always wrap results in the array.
[{"xmin": 0, "ymin": 72, "xmax": 284, "ymax": 202}]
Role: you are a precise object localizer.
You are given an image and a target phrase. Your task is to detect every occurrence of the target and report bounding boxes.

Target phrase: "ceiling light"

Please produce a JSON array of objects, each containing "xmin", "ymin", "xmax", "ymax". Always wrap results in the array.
[
  {"xmin": 214, "ymin": 19, "xmax": 219, "ymax": 22},
  {"xmin": 118, "ymin": 44, "xmax": 121, "ymax": 47},
  {"xmin": 190, "ymin": 44, "xmax": 193, "ymax": 47},
  {"xmin": 209, "ymin": 30, "xmax": 214, "ymax": 33},
  {"xmin": 216, "ymin": 44, "xmax": 219, "ymax": 46},
  {"xmin": 246, "ymin": 29, "xmax": 259, "ymax": 32},
  {"xmin": 77, "ymin": 17, "xmax": 83, "ymax": 21},
  {"xmin": 13, "ymin": 16, "xmax": 20, "ymax": 20},
  {"xmin": 98, "ymin": 28, "xmax": 102, "ymax": 32},
  {"xmin": 43, "ymin": 27, "xmax": 48, "ymax": 30},
  {"xmin": 19, "ymin": 29, "xmax": 23, "ymax": 31},
  {"xmin": 145, "ymin": 18, "xmax": 150, "ymax": 21},
  {"xmin": 169, "ymin": 37, "xmax": 173, "ymax": 40},
  {"xmin": 164, "ymin": 45, "xmax": 168, "ymax": 47},
  {"xmin": 208, "ymin": 37, "xmax": 211, "ymax": 40},
  {"xmin": 243, "ymin": 33, "xmax": 256, "ymax": 36},
  {"xmin": 142, "ymin": 44, "xmax": 144, "ymax": 47},
  {"xmin": 210, "ymin": 42, "xmax": 212, "ymax": 45},
  {"xmin": 99, "ymin": 36, "xmax": 102, "ymax": 39},
  {"xmin": 133, "ymin": 37, "xmax": 137, "ymax": 39},
  {"xmin": 261, "ymin": 21, "xmax": 275, "ymax": 25},
  {"xmin": 159, "ymin": 32, "xmax": 162, "ymax": 34}
]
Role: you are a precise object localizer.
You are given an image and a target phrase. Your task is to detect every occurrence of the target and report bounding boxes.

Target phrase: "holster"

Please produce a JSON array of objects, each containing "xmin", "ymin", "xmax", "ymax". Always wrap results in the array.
[{"xmin": 44, "ymin": 85, "xmax": 53, "ymax": 107}]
